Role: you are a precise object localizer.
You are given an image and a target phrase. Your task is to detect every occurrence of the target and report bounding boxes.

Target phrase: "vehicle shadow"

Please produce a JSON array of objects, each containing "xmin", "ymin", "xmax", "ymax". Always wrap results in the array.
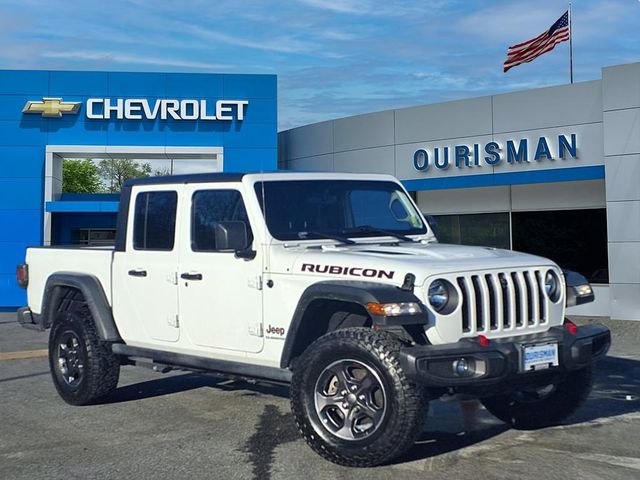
[
  {"xmin": 104, "ymin": 371, "xmax": 290, "ymax": 404},
  {"xmin": 399, "ymin": 354, "xmax": 640, "ymax": 463}
]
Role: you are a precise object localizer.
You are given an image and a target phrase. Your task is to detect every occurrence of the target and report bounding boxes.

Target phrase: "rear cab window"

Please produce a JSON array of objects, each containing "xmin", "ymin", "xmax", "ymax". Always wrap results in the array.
[{"xmin": 133, "ymin": 190, "xmax": 178, "ymax": 251}]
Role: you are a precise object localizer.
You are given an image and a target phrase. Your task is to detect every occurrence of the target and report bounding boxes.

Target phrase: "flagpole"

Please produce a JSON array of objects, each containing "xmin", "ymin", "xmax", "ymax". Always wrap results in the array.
[{"xmin": 569, "ymin": 2, "xmax": 574, "ymax": 83}]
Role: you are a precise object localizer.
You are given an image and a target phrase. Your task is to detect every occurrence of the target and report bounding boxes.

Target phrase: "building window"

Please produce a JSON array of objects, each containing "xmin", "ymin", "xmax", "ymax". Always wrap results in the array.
[
  {"xmin": 133, "ymin": 191, "xmax": 178, "ymax": 250},
  {"xmin": 431, "ymin": 212, "xmax": 510, "ymax": 250},
  {"xmin": 512, "ymin": 209, "xmax": 609, "ymax": 284},
  {"xmin": 78, "ymin": 228, "xmax": 116, "ymax": 246},
  {"xmin": 191, "ymin": 190, "xmax": 253, "ymax": 252}
]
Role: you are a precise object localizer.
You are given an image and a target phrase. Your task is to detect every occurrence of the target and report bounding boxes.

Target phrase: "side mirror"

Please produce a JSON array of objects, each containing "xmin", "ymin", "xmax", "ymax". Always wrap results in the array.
[
  {"xmin": 215, "ymin": 221, "xmax": 249, "ymax": 251},
  {"xmin": 214, "ymin": 221, "xmax": 256, "ymax": 260}
]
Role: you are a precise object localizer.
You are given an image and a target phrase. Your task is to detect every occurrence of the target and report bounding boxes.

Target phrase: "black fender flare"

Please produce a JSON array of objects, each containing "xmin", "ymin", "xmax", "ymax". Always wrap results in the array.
[
  {"xmin": 280, "ymin": 280, "xmax": 431, "ymax": 368},
  {"xmin": 42, "ymin": 272, "xmax": 122, "ymax": 342}
]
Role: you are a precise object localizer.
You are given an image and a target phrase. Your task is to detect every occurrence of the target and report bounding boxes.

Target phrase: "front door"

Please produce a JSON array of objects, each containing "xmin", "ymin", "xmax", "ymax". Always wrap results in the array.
[{"xmin": 178, "ymin": 185, "xmax": 263, "ymax": 353}]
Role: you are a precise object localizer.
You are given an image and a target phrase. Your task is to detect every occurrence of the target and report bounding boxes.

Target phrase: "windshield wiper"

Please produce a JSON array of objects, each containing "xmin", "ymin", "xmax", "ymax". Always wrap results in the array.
[
  {"xmin": 342, "ymin": 225, "xmax": 418, "ymax": 243},
  {"xmin": 298, "ymin": 231, "xmax": 356, "ymax": 245}
]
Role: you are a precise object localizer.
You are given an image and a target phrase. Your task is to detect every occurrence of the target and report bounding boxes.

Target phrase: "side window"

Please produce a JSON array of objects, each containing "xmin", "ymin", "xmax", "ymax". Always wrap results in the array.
[
  {"xmin": 191, "ymin": 190, "xmax": 254, "ymax": 252},
  {"xmin": 133, "ymin": 190, "xmax": 178, "ymax": 250}
]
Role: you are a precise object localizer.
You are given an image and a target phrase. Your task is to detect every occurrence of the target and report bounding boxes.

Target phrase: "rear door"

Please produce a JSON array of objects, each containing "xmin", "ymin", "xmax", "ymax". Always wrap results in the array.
[
  {"xmin": 112, "ymin": 185, "xmax": 182, "ymax": 343},
  {"xmin": 178, "ymin": 184, "xmax": 263, "ymax": 353}
]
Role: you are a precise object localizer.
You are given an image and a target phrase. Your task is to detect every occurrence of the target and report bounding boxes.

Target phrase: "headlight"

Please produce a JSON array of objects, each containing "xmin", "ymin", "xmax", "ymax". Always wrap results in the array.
[
  {"xmin": 545, "ymin": 270, "xmax": 561, "ymax": 302},
  {"xmin": 428, "ymin": 279, "xmax": 458, "ymax": 314}
]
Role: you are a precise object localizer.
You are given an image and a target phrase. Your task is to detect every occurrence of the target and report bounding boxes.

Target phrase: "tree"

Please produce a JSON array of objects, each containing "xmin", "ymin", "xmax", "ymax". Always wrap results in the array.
[
  {"xmin": 98, "ymin": 159, "xmax": 152, "ymax": 193},
  {"xmin": 62, "ymin": 159, "xmax": 103, "ymax": 193}
]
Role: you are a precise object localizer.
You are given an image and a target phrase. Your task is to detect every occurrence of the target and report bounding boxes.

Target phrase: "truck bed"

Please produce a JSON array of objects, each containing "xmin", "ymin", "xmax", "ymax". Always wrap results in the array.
[{"xmin": 26, "ymin": 246, "xmax": 114, "ymax": 315}]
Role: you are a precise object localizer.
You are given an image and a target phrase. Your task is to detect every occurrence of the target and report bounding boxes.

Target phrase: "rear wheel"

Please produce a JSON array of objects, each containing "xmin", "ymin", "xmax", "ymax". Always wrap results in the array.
[
  {"xmin": 49, "ymin": 306, "xmax": 120, "ymax": 405},
  {"xmin": 481, "ymin": 366, "xmax": 593, "ymax": 429},
  {"xmin": 290, "ymin": 328, "xmax": 426, "ymax": 467}
]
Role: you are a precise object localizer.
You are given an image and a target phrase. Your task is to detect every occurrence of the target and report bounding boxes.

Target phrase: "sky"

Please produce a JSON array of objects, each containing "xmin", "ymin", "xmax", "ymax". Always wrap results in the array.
[{"xmin": 1, "ymin": 0, "xmax": 639, "ymax": 130}]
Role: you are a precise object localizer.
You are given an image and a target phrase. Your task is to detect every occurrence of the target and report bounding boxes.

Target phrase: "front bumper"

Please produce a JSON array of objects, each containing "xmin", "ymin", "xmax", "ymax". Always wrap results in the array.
[{"xmin": 400, "ymin": 324, "xmax": 610, "ymax": 391}]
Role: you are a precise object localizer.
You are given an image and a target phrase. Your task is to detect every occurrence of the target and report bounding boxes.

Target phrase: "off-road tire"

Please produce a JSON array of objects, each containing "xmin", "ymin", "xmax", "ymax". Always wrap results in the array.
[
  {"xmin": 290, "ymin": 327, "xmax": 426, "ymax": 467},
  {"xmin": 49, "ymin": 306, "xmax": 120, "ymax": 405},
  {"xmin": 481, "ymin": 366, "xmax": 593, "ymax": 430}
]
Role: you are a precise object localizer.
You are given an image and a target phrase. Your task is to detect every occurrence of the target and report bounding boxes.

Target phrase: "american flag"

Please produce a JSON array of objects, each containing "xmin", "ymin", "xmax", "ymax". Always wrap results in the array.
[{"xmin": 503, "ymin": 11, "xmax": 570, "ymax": 72}]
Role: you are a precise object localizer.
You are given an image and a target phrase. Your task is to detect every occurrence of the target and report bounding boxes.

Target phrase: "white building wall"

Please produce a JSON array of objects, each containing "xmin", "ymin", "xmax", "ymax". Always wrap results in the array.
[{"xmin": 602, "ymin": 63, "xmax": 640, "ymax": 321}]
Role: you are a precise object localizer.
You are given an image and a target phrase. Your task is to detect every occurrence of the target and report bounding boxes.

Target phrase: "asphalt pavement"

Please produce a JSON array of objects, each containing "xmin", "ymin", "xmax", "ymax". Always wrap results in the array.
[{"xmin": 1, "ymin": 313, "xmax": 639, "ymax": 480}]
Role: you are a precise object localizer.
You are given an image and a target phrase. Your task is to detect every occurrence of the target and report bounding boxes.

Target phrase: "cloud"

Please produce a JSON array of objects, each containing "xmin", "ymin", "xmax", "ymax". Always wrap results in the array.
[
  {"xmin": 296, "ymin": 0, "xmax": 448, "ymax": 16},
  {"xmin": 42, "ymin": 51, "xmax": 229, "ymax": 70},
  {"xmin": 180, "ymin": 23, "xmax": 316, "ymax": 54}
]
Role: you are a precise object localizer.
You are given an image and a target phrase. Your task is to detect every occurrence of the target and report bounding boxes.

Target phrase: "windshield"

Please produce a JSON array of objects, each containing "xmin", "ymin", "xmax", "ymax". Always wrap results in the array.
[{"xmin": 255, "ymin": 180, "xmax": 427, "ymax": 241}]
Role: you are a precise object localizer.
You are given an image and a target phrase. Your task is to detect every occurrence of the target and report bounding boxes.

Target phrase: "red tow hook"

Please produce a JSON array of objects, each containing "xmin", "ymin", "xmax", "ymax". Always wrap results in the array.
[
  {"xmin": 564, "ymin": 319, "xmax": 578, "ymax": 335},
  {"xmin": 477, "ymin": 335, "xmax": 490, "ymax": 348}
]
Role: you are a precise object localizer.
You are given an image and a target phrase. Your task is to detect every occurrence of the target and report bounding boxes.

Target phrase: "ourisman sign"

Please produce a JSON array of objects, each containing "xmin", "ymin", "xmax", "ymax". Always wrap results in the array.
[{"xmin": 413, "ymin": 134, "xmax": 577, "ymax": 172}]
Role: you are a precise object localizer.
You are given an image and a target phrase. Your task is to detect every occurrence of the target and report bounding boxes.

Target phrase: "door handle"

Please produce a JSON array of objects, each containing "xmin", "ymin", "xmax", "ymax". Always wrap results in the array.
[
  {"xmin": 128, "ymin": 269, "xmax": 147, "ymax": 277},
  {"xmin": 181, "ymin": 272, "xmax": 203, "ymax": 281}
]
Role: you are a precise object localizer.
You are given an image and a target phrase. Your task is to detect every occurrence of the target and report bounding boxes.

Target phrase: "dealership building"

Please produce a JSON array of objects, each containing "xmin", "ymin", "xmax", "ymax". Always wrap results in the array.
[
  {"xmin": 280, "ymin": 62, "xmax": 640, "ymax": 322},
  {"xmin": 1, "ymin": 63, "xmax": 639, "ymax": 321}
]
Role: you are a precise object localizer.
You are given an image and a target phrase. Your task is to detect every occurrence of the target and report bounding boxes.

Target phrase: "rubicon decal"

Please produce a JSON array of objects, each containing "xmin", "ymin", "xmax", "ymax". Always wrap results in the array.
[{"xmin": 301, "ymin": 263, "xmax": 395, "ymax": 280}]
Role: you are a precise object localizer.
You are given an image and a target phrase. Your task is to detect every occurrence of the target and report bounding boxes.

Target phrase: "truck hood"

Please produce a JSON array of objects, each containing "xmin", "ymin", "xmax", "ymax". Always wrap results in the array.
[{"xmin": 273, "ymin": 241, "xmax": 557, "ymax": 286}]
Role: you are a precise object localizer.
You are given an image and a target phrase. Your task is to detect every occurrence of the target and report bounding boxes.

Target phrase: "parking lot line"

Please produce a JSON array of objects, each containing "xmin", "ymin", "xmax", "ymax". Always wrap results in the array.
[{"xmin": 0, "ymin": 349, "xmax": 48, "ymax": 361}]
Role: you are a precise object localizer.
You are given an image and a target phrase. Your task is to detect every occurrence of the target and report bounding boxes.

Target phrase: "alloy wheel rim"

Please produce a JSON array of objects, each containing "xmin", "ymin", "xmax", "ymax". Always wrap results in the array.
[
  {"xmin": 55, "ymin": 331, "xmax": 85, "ymax": 387},
  {"xmin": 313, "ymin": 359, "xmax": 387, "ymax": 441}
]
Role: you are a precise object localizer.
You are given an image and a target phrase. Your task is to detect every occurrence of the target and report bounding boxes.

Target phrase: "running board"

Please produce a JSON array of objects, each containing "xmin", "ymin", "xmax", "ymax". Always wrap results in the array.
[{"xmin": 111, "ymin": 344, "xmax": 292, "ymax": 384}]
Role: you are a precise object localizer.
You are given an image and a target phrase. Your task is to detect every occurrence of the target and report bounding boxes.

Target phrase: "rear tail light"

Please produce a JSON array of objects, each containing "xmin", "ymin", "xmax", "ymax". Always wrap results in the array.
[{"xmin": 16, "ymin": 263, "xmax": 28, "ymax": 288}]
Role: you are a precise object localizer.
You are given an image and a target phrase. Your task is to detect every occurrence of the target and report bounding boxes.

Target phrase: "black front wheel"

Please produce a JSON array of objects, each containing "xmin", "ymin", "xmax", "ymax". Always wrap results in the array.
[
  {"xmin": 290, "ymin": 328, "xmax": 426, "ymax": 467},
  {"xmin": 49, "ymin": 307, "xmax": 120, "ymax": 405},
  {"xmin": 481, "ymin": 366, "xmax": 593, "ymax": 430}
]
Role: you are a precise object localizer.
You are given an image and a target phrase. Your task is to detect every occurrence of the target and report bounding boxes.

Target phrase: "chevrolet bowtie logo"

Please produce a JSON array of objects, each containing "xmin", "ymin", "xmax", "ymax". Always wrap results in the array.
[{"xmin": 22, "ymin": 98, "xmax": 82, "ymax": 118}]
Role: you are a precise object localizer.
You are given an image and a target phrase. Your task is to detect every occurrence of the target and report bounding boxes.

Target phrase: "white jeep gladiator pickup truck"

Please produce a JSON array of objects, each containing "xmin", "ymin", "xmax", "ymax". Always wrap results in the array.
[{"xmin": 17, "ymin": 172, "xmax": 610, "ymax": 467}]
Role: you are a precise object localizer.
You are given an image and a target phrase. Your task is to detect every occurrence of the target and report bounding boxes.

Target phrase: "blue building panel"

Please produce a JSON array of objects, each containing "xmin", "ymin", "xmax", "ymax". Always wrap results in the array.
[
  {"xmin": 0, "ymin": 95, "xmax": 49, "ymax": 122},
  {"xmin": 108, "ymin": 72, "xmax": 167, "ymax": 97},
  {"xmin": 222, "ymin": 74, "xmax": 277, "ymax": 99},
  {"xmin": 48, "ymin": 119, "xmax": 109, "ymax": 145},
  {"xmin": 0, "ymin": 210, "xmax": 41, "ymax": 243},
  {"xmin": 0, "ymin": 70, "xmax": 49, "ymax": 95},
  {"xmin": 164, "ymin": 121, "xmax": 225, "ymax": 146},
  {"xmin": 107, "ymin": 119, "xmax": 167, "ymax": 145},
  {"xmin": 224, "ymin": 147, "xmax": 278, "ymax": 172},
  {"xmin": 224, "ymin": 123, "xmax": 278, "ymax": 148},
  {"xmin": 240, "ymin": 98, "xmax": 278, "ymax": 124},
  {"xmin": 0, "ymin": 146, "xmax": 46, "ymax": 177},
  {"xmin": 0, "ymin": 120, "xmax": 48, "ymax": 146},
  {"xmin": 0, "ymin": 179, "xmax": 43, "ymax": 209},
  {"xmin": 167, "ymin": 73, "xmax": 224, "ymax": 98},
  {"xmin": 0, "ymin": 69, "xmax": 277, "ymax": 307},
  {"xmin": 0, "ymin": 243, "xmax": 31, "ymax": 274},
  {"xmin": 49, "ymin": 71, "xmax": 109, "ymax": 96},
  {"xmin": 0, "ymin": 274, "xmax": 25, "ymax": 307}
]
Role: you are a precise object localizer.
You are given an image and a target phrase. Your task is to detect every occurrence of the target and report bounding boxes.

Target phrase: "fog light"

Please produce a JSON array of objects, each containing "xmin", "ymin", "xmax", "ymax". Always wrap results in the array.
[{"xmin": 453, "ymin": 358, "xmax": 474, "ymax": 377}]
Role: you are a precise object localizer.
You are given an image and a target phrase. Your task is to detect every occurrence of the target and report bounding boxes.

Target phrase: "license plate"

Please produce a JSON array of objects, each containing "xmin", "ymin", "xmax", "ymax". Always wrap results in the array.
[{"xmin": 522, "ymin": 343, "xmax": 559, "ymax": 372}]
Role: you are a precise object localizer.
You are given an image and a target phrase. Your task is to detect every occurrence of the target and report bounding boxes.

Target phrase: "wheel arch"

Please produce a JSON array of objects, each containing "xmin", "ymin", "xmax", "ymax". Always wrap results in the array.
[
  {"xmin": 280, "ymin": 281, "xmax": 430, "ymax": 368},
  {"xmin": 42, "ymin": 272, "xmax": 121, "ymax": 342}
]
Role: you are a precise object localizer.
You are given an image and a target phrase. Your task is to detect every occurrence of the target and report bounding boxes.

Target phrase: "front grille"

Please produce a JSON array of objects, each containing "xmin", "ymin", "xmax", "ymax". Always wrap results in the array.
[{"xmin": 457, "ymin": 269, "xmax": 549, "ymax": 335}]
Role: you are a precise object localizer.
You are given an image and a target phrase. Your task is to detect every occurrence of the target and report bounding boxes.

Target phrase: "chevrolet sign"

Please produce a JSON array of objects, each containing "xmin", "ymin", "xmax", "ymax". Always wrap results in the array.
[
  {"xmin": 22, "ymin": 97, "xmax": 249, "ymax": 121},
  {"xmin": 86, "ymin": 98, "xmax": 248, "ymax": 121},
  {"xmin": 22, "ymin": 98, "xmax": 82, "ymax": 118}
]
